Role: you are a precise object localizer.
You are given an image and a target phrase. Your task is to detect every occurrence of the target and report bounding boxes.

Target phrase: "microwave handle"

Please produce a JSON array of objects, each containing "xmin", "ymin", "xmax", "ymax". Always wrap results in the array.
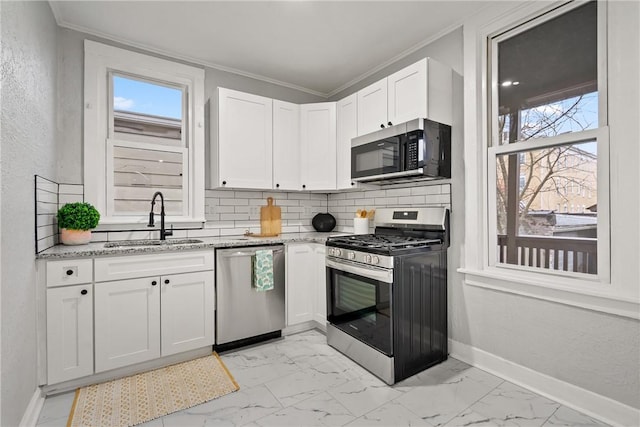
[
  {"xmin": 399, "ymin": 135, "xmax": 407, "ymax": 171},
  {"xmin": 418, "ymin": 137, "xmax": 426, "ymax": 168}
]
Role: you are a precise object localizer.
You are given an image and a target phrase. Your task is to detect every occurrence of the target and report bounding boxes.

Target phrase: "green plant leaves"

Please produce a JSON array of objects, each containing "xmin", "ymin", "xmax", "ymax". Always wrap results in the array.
[{"xmin": 57, "ymin": 202, "xmax": 100, "ymax": 230}]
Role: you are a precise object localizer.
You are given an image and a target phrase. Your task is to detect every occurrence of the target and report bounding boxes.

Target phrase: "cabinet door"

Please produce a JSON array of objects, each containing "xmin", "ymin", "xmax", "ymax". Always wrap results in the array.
[
  {"xmin": 161, "ymin": 271, "xmax": 214, "ymax": 356},
  {"xmin": 357, "ymin": 79, "xmax": 388, "ymax": 136},
  {"xmin": 273, "ymin": 100, "xmax": 301, "ymax": 191},
  {"xmin": 286, "ymin": 243, "xmax": 315, "ymax": 325},
  {"xmin": 313, "ymin": 245, "xmax": 327, "ymax": 326},
  {"xmin": 336, "ymin": 94, "xmax": 358, "ymax": 190},
  {"xmin": 217, "ymin": 88, "xmax": 273, "ymax": 189},
  {"xmin": 94, "ymin": 277, "xmax": 160, "ymax": 372},
  {"xmin": 425, "ymin": 57, "xmax": 453, "ymax": 126},
  {"xmin": 46, "ymin": 284, "xmax": 93, "ymax": 384},
  {"xmin": 387, "ymin": 59, "xmax": 427, "ymax": 126},
  {"xmin": 300, "ymin": 102, "xmax": 337, "ymax": 191}
]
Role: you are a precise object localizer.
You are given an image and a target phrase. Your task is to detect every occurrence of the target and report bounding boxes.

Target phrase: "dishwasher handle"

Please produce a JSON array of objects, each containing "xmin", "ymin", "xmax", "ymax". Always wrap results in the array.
[{"xmin": 218, "ymin": 246, "xmax": 284, "ymax": 258}]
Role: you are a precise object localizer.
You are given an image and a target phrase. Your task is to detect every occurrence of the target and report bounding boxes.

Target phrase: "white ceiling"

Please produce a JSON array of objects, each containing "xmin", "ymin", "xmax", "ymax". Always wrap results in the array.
[{"xmin": 50, "ymin": 1, "xmax": 489, "ymax": 97}]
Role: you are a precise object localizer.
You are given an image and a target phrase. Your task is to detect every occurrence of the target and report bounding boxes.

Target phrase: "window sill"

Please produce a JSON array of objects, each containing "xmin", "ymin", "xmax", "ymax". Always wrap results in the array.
[
  {"xmin": 95, "ymin": 217, "xmax": 206, "ymax": 231},
  {"xmin": 457, "ymin": 267, "xmax": 640, "ymax": 320}
]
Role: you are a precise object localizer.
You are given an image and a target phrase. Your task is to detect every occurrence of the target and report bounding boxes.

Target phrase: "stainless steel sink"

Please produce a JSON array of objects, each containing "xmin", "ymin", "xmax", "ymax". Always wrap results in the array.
[{"xmin": 104, "ymin": 238, "xmax": 203, "ymax": 248}]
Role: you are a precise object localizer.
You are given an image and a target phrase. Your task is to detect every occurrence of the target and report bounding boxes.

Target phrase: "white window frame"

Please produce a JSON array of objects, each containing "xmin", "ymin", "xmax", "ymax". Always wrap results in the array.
[
  {"xmin": 460, "ymin": 1, "xmax": 640, "ymax": 319},
  {"xmin": 84, "ymin": 40, "xmax": 205, "ymax": 225}
]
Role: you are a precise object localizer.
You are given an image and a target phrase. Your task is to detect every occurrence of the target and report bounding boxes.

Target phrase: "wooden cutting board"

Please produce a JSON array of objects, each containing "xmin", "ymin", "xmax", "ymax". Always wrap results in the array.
[{"xmin": 259, "ymin": 197, "xmax": 281, "ymax": 237}]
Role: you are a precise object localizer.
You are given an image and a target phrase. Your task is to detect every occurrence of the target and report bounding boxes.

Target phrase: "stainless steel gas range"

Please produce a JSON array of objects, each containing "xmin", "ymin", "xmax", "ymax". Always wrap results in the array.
[{"xmin": 325, "ymin": 207, "xmax": 449, "ymax": 385}]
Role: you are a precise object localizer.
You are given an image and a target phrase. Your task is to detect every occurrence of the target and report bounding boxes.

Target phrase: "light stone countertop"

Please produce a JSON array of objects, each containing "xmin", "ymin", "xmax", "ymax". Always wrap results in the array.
[{"xmin": 36, "ymin": 232, "xmax": 348, "ymax": 259}]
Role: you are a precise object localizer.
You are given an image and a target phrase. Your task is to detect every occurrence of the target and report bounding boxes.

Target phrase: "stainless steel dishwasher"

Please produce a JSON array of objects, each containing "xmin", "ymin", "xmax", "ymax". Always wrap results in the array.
[{"xmin": 215, "ymin": 245, "xmax": 286, "ymax": 349}]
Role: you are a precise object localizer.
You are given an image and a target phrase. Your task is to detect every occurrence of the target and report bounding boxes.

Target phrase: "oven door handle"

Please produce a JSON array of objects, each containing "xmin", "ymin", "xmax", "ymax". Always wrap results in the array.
[{"xmin": 326, "ymin": 259, "xmax": 393, "ymax": 284}]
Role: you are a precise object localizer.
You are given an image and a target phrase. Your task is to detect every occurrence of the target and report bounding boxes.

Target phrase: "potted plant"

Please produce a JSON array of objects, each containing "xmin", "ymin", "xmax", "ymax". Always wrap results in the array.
[{"xmin": 57, "ymin": 202, "xmax": 100, "ymax": 245}]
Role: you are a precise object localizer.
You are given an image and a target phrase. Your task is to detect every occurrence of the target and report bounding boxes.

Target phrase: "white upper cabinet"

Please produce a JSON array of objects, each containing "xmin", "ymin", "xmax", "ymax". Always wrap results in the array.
[
  {"xmin": 300, "ymin": 102, "xmax": 337, "ymax": 191},
  {"xmin": 357, "ymin": 79, "xmax": 388, "ymax": 136},
  {"xmin": 357, "ymin": 58, "xmax": 453, "ymax": 137},
  {"xmin": 336, "ymin": 94, "xmax": 358, "ymax": 190},
  {"xmin": 213, "ymin": 87, "xmax": 273, "ymax": 189},
  {"xmin": 273, "ymin": 100, "xmax": 301, "ymax": 191}
]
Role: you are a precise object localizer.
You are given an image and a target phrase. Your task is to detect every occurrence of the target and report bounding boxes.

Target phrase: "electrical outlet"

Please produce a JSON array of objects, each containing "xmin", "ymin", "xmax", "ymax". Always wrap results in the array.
[{"xmin": 250, "ymin": 206, "xmax": 260, "ymax": 216}]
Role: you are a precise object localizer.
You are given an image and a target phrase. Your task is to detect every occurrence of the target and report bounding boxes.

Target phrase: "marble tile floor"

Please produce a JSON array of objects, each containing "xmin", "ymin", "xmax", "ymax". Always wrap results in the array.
[{"xmin": 37, "ymin": 330, "xmax": 609, "ymax": 427}]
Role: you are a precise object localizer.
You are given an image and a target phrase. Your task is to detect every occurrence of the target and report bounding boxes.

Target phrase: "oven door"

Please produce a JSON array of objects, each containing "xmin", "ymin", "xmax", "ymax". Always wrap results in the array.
[
  {"xmin": 351, "ymin": 135, "xmax": 403, "ymax": 180},
  {"xmin": 326, "ymin": 258, "xmax": 393, "ymax": 356}
]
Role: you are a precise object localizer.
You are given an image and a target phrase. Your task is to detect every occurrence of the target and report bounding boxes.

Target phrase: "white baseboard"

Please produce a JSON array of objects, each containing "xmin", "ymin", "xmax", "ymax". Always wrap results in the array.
[
  {"xmin": 19, "ymin": 388, "xmax": 45, "ymax": 427},
  {"xmin": 449, "ymin": 339, "xmax": 640, "ymax": 427}
]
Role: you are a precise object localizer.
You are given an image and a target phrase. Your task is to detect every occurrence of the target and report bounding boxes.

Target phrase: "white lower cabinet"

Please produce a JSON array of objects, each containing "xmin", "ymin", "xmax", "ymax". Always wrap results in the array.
[
  {"xmin": 161, "ymin": 271, "xmax": 214, "ymax": 356},
  {"xmin": 44, "ymin": 251, "xmax": 215, "ymax": 384},
  {"xmin": 313, "ymin": 245, "xmax": 327, "ymax": 326},
  {"xmin": 287, "ymin": 243, "xmax": 315, "ymax": 325},
  {"xmin": 286, "ymin": 243, "xmax": 327, "ymax": 327},
  {"xmin": 94, "ymin": 277, "xmax": 161, "ymax": 372},
  {"xmin": 46, "ymin": 284, "xmax": 94, "ymax": 384}
]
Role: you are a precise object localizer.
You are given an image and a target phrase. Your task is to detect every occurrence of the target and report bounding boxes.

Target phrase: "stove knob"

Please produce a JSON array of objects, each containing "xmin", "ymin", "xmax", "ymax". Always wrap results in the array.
[
  {"xmin": 364, "ymin": 255, "xmax": 372, "ymax": 263},
  {"xmin": 328, "ymin": 248, "xmax": 335, "ymax": 256},
  {"xmin": 347, "ymin": 252, "xmax": 356, "ymax": 260},
  {"xmin": 371, "ymin": 256, "xmax": 380, "ymax": 265},
  {"xmin": 335, "ymin": 249, "xmax": 342, "ymax": 257}
]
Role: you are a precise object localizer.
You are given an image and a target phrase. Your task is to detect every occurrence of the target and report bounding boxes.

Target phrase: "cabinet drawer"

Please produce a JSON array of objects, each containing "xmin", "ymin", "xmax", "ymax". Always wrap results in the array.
[
  {"xmin": 46, "ymin": 259, "xmax": 93, "ymax": 287},
  {"xmin": 95, "ymin": 251, "xmax": 214, "ymax": 282}
]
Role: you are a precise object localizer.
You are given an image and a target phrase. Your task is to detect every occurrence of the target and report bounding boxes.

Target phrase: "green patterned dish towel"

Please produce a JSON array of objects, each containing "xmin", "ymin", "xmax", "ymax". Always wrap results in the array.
[{"xmin": 252, "ymin": 249, "xmax": 274, "ymax": 291}]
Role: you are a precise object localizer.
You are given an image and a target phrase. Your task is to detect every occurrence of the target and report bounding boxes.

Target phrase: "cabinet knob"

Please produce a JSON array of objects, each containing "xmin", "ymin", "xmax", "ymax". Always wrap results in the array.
[
  {"xmin": 276, "ymin": 183, "xmax": 280, "ymax": 188},
  {"xmin": 351, "ymin": 182, "xmax": 355, "ymax": 186},
  {"xmin": 380, "ymin": 124, "xmax": 385, "ymax": 129},
  {"xmin": 222, "ymin": 180, "xmax": 227, "ymax": 185},
  {"xmin": 66, "ymin": 269, "xmax": 74, "ymax": 276},
  {"xmin": 80, "ymin": 289, "xmax": 88, "ymax": 295},
  {"xmin": 388, "ymin": 121, "xmax": 393, "ymax": 126},
  {"xmin": 164, "ymin": 279, "xmax": 170, "ymax": 284},
  {"xmin": 151, "ymin": 280, "xmax": 157, "ymax": 286},
  {"xmin": 302, "ymin": 184, "xmax": 306, "ymax": 189}
]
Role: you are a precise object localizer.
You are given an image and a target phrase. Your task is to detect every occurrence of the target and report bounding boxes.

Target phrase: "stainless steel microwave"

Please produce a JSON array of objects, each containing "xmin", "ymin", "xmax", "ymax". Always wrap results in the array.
[{"xmin": 351, "ymin": 118, "xmax": 451, "ymax": 184}]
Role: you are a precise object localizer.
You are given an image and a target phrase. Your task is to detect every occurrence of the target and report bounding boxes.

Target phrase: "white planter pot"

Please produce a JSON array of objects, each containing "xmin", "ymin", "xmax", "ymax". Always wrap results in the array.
[{"xmin": 60, "ymin": 228, "xmax": 92, "ymax": 245}]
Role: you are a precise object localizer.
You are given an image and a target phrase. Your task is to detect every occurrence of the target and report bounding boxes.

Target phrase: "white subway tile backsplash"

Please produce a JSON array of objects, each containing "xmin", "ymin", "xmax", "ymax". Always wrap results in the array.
[
  {"xmin": 205, "ymin": 221, "xmax": 236, "ymax": 229},
  {"xmin": 375, "ymin": 197, "xmax": 398, "ymax": 205},
  {"xmin": 201, "ymin": 183, "xmax": 451, "ymax": 235},
  {"xmin": 345, "ymin": 192, "xmax": 363, "ymax": 199},
  {"xmin": 239, "ymin": 191, "xmax": 265, "ymax": 199},
  {"xmin": 219, "ymin": 228, "xmax": 245, "ymax": 236},
  {"xmin": 187, "ymin": 228, "xmax": 220, "ymax": 238},
  {"xmin": 275, "ymin": 199, "xmax": 300, "ymax": 207},
  {"xmin": 410, "ymin": 185, "xmax": 442, "ymax": 195},
  {"xmin": 398, "ymin": 195, "xmax": 426, "ymax": 205},
  {"xmin": 385, "ymin": 187, "xmax": 412, "ymax": 196},
  {"xmin": 205, "ymin": 189, "xmax": 234, "ymax": 198},
  {"xmin": 364, "ymin": 190, "xmax": 386, "ymax": 198},
  {"xmin": 220, "ymin": 213, "xmax": 250, "ymax": 221},
  {"xmin": 287, "ymin": 192, "xmax": 311, "ymax": 200},
  {"xmin": 214, "ymin": 206, "xmax": 235, "ymax": 214},
  {"xmin": 220, "ymin": 198, "xmax": 247, "ymax": 206}
]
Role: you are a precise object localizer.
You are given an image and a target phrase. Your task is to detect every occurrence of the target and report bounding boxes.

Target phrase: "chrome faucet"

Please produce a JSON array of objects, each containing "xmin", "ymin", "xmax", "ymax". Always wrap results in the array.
[{"xmin": 148, "ymin": 191, "xmax": 173, "ymax": 240}]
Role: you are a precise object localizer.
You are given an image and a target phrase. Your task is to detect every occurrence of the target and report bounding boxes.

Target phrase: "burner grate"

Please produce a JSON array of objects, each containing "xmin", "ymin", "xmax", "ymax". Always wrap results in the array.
[{"xmin": 328, "ymin": 234, "xmax": 441, "ymax": 250}]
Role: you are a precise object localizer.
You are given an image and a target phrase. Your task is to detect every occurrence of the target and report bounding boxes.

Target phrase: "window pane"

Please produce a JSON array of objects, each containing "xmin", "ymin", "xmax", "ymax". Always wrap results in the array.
[
  {"xmin": 113, "ymin": 146, "xmax": 183, "ymax": 215},
  {"xmin": 496, "ymin": 2, "xmax": 597, "ymax": 145},
  {"xmin": 495, "ymin": 141, "xmax": 597, "ymax": 274},
  {"xmin": 112, "ymin": 75, "xmax": 183, "ymax": 143}
]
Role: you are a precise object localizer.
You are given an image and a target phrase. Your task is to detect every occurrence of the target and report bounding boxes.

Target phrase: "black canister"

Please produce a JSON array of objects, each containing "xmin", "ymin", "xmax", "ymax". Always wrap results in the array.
[{"xmin": 312, "ymin": 212, "xmax": 336, "ymax": 232}]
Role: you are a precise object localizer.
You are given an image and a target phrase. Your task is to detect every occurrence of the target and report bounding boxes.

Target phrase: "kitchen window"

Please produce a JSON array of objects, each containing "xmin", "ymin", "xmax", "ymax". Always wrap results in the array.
[
  {"xmin": 84, "ymin": 41, "xmax": 205, "ymax": 224},
  {"xmin": 488, "ymin": 1, "xmax": 607, "ymax": 279}
]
